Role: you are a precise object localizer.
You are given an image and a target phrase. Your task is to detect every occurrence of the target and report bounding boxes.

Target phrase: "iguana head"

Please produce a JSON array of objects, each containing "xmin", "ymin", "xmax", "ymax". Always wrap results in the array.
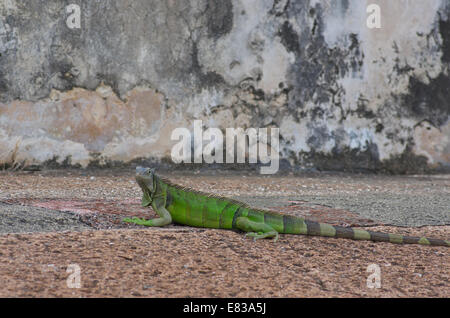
[{"xmin": 135, "ymin": 166, "xmax": 156, "ymax": 207}]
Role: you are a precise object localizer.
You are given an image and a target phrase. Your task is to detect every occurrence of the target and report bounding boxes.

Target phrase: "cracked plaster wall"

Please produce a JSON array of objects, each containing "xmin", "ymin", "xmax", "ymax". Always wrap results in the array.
[{"xmin": 0, "ymin": 0, "xmax": 449, "ymax": 172}]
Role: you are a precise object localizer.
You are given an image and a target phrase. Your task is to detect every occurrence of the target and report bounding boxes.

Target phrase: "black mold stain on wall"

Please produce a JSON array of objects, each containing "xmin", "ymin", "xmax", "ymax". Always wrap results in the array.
[
  {"xmin": 298, "ymin": 145, "xmax": 429, "ymax": 174},
  {"xmin": 0, "ymin": 58, "xmax": 9, "ymax": 95},
  {"xmin": 439, "ymin": 12, "xmax": 450, "ymax": 63},
  {"xmin": 275, "ymin": 1, "xmax": 365, "ymax": 149},
  {"xmin": 271, "ymin": 1, "xmax": 449, "ymax": 173},
  {"xmin": 190, "ymin": 42, "xmax": 227, "ymax": 90},
  {"xmin": 391, "ymin": 13, "xmax": 450, "ymax": 129},
  {"xmin": 277, "ymin": 1, "xmax": 363, "ymax": 116},
  {"xmin": 206, "ymin": 0, "xmax": 233, "ymax": 39},
  {"xmin": 278, "ymin": 21, "xmax": 300, "ymax": 53},
  {"xmin": 401, "ymin": 74, "xmax": 450, "ymax": 127}
]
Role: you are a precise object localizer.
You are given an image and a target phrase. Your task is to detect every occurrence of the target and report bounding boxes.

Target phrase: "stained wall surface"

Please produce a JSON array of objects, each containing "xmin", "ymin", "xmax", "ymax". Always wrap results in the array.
[{"xmin": 0, "ymin": 0, "xmax": 449, "ymax": 172}]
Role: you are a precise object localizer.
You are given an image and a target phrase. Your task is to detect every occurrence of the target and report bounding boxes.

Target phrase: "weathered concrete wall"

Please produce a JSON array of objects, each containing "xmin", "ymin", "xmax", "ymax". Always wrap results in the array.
[{"xmin": 0, "ymin": 0, "xmax": 449, "ymax": 172}]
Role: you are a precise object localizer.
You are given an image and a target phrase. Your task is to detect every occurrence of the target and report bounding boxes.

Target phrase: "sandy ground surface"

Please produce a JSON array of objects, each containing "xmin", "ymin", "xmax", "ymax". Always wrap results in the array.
[{"xmin": 0, "ymin": 168, "xmax": 448, "ymax": 297}]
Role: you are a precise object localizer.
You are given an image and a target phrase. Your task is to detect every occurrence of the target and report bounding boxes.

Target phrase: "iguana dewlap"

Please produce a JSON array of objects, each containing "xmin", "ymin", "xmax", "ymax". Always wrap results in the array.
[{"xmin": 124, "ymin": 167, "xmax": 449, "ymax": 247}]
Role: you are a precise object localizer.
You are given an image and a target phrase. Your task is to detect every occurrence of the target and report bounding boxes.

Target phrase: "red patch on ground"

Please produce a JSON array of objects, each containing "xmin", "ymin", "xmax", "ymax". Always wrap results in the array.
[
  {"xmin": 3, "ymin": 198, "xmax": 155, "ymax": 230},
  {"xmin": 32, "ymin": 201, "xmax": 98, "ymax": 215},
  {"xmin": 4, "ymin": 198, "xmax": 149, "ymax": 217}
]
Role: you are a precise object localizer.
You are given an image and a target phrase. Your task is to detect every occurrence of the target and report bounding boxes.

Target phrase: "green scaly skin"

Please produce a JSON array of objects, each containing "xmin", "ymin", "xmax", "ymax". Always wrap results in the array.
[{"xmin": 123, "ymin": 167, "xmax": 449, "ymax": 247}]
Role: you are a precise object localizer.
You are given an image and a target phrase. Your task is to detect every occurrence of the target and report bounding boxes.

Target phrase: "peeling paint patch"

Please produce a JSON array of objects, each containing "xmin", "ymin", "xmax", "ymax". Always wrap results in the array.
[
  {"xmin": 0, "ymin": 85, "xmax": 166, "ymax": 167},
  {"xmin": 412, "ymin": 120, "xmax": 450, "ymax": 166}
]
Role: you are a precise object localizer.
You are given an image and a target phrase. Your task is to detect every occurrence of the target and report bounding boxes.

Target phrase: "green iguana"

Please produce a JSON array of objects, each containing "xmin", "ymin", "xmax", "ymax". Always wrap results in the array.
[{"xmin": 123, "ymin": 167, "xmax": 449, "ymax": 247}]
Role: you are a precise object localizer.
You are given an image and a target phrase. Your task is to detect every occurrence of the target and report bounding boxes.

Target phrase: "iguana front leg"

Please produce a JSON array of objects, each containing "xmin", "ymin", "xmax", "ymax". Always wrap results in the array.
[
  {"xmin": 123, "ymin": 199, "xmax": 172, "ymax": 227},
  {"xmin": 235, "ymin": 217, "xmax": 279, "ymax": 242}
]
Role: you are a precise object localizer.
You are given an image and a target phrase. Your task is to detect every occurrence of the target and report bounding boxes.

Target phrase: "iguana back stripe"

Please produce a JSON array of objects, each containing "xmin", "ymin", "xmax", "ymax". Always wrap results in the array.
[
  {"xmin": 231, "ymin": 206, "xmax": 243, "ymax": 229},
  {"xmin": 218, "ymin": 202, "xmax": 229, "ymax": 228},
  {"xmin": 165, "ymin": 190, "xmax": 173, "ymax": 208},
  {"xmin": 334, "ymin": 226, "xmax": 354, "ymax": 239},
  {"xmin": 123, "ymin": 167, "xmax": 449, "ymax": 247},
  {"xmin": 304, "ymin": 220, "xmax": 321, "ymax": 236}
]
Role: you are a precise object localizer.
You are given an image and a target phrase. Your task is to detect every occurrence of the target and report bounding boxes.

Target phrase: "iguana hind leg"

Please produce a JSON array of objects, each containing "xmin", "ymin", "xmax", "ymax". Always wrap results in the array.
[
  {"xmin": 235, "ymin": 217, "xmax": 279, "ymax": 242},
  {"xmin": 245, "ymin": 231, "xmax": 279, "ymax": 242}
]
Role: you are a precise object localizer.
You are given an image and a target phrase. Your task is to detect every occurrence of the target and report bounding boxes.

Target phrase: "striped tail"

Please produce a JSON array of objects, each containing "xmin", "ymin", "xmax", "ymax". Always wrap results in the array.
[{"xmin": 282, "ymin": 215, "xmax": 449, "ymax": 247}]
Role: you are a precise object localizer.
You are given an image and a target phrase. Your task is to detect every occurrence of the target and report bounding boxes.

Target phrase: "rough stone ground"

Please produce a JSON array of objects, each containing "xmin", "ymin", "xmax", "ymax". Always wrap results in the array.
[{"xmin": 0, "ymin": 168, "xmax": 448, "ymax": 297}]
